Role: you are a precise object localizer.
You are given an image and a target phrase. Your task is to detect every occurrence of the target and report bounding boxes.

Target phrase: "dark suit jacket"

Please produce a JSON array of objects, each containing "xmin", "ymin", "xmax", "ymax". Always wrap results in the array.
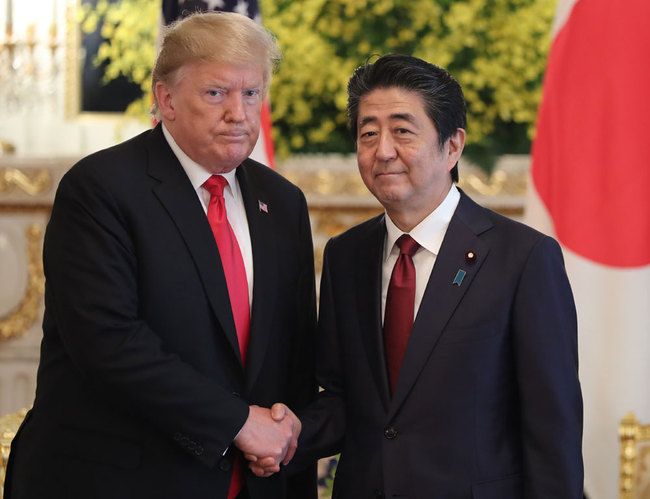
[
  {"xmin": 5, "ymin": 125, "xmax": 317, "ymax": 499},
  {"xmin": 295, "ymin": 191, "xmax": 583, "ymax": 498}
]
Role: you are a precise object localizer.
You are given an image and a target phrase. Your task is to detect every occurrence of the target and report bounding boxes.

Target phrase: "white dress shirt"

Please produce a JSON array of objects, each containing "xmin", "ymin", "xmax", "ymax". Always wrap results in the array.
[
  {"xmin": 381, "ymin": 184, "xmax": 460, "ymax": 324},
  {"xmin": 162, "ymin": 124, "xmax": 254, "ymax": 307}
]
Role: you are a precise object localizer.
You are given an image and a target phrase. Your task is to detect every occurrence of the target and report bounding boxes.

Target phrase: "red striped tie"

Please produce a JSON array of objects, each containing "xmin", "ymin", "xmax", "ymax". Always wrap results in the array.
[
  {"xmin": 384, "ymin": 234, "xmax": 420, "ymax": 393},
  {"xmin": 203, "ymin": 175, "xmax": 250, "ymax": 498}
]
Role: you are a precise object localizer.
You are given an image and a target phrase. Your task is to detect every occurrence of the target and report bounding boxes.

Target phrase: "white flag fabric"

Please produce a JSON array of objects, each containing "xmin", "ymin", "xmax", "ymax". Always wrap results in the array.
[{"xmin": 526, "ymin": 0, "xmax": 650, "ymax": 497}]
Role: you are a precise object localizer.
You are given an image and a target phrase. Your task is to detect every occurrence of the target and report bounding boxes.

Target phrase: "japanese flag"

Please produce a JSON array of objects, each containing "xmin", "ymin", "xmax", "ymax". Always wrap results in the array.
[{"xmin": 526, "ymin": 0, "xmax": 650, "ymax": 497}]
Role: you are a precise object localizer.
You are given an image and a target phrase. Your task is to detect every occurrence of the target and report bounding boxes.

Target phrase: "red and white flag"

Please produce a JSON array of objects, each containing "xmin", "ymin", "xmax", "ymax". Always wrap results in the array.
[
  {"xmin": 527, "ymin": 0, "xmax": 650, "ymax": 497},
  {"xmin": 161, "ymin": 0, "xmax": 276, "ymax": 168}
]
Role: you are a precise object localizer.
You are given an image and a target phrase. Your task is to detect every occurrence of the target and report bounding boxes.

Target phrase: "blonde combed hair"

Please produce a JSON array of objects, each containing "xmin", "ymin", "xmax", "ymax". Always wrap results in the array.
[{"xmin": 151, "ymin": 11, "xmax": 281, "ymax": 119}]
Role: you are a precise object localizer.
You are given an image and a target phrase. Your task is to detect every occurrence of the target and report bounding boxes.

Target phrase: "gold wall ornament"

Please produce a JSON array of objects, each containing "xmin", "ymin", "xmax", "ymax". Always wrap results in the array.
[
  {"xmin": 0, "ymin": 407, "xmax": 30, "ymax": 495},
  {"xmin": 457, "ymin": 167, "xmax": 528, "ymax": 198},
  {"xmin": 0, "ymin": 169, "xmax": 52, "ymax": 196},
  {"xmin": 0, "ymin": 141, "xmax": 16, "ymax": 155},
  {"xmin": 619, "ymin": 411, "xmax": 650, "ymax": 498},
  {"xmin": 0, "ymin": 224, "xmax": 45, "ymax": 342}
]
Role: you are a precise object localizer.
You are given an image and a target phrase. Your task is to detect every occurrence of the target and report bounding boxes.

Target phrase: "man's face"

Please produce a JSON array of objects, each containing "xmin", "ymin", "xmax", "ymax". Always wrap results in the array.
[
  {"xmin": 157, "ymin": 60, "xmax": 264, "ymax": 173},
  {"xmin": 356, "ymin": 87, "xmax": 464, "ymax": 228}
]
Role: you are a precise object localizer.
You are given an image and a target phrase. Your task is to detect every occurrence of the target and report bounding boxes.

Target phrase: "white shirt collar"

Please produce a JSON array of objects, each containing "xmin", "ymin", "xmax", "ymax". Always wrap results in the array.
[
  {"xmin": 384, "ymin": 184, "xmax": 460, "ymax": 261},
  {"xmin": 162, "ymin": 123, "xmax": 239, "ymax": 198}
]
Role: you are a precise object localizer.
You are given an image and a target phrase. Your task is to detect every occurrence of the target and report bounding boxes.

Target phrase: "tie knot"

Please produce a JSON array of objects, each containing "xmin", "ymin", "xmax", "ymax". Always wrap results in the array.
[
  {"xmin": 203, "ymin": 175, "xmax": 228, "ymax": 197},
  {"xmin": 396, "ymin": 234, "xmax": 419, "ymax": 257}
]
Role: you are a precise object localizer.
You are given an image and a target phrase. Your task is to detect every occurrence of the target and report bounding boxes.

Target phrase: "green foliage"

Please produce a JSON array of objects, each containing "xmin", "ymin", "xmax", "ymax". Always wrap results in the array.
[
  {"xmin": 80, "ymin": 0, "xmax": 556, "ymax": 170},
  {"xmin": 261, "ymin": 0, "xmax": 556, "ymax": 168}
]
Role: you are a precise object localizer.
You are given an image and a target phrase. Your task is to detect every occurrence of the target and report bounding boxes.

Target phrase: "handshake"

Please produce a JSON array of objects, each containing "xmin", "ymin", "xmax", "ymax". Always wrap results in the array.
[{"xmin": 233, "ymin": 403, "xmax": 302, "ymax": 478}]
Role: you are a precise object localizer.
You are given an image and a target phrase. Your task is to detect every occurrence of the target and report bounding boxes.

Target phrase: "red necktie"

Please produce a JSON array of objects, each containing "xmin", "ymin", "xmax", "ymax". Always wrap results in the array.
[
  {"xmin": 202, "ymin": 175, "xmax": 250, "ymax": 499},
  {"xmin": 384, "ymin": 234, "xmax": 420, "ymax": 393}
]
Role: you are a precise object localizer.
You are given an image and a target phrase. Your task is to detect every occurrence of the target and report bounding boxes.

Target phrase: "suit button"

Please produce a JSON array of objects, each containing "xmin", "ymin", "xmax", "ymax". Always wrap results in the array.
[
  {"xmin": 194, "ymin": 445, "xmax": 204, "ymax": 456},
  {"xmin": 218, "ymin": 458, "xmax": 231, "ymax": 472},
  {"xmin": 373, "ymin": 489, "xmax": 384, "ymax": 498},
  {"xmin": 232, "ymin": 392, "xmax": 240, "ymax": 398},
  {"xmin": 384, "ymin": 426, "xmax": 398, "ymax": 439}
]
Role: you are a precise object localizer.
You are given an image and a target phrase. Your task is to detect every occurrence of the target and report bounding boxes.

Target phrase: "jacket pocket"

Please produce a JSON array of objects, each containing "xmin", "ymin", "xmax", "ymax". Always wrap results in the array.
[
  {"xmin": 56, "ymin": 425, "xmax": 142, "ymax": 469},
  {"xmin": 472, "ymin": 473, "xmax": 522, "ymax": 498}
]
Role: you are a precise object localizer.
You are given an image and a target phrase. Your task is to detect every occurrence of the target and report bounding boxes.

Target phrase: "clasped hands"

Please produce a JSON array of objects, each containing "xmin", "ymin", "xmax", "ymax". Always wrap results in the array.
[{"xmin": 233, "ymin": 403, "xmax": 300, "ymax": 478}]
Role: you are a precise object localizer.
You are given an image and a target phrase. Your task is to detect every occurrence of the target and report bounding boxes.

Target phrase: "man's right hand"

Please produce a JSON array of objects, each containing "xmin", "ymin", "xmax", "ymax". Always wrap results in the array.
[{"xmin": 234, "ymin": 404, "xmax": 301, "ymax": 475}]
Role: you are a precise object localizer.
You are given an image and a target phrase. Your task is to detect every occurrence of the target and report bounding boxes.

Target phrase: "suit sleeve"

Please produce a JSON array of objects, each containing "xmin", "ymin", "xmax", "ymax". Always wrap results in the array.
[
  {"xmin": 287, "ymin": 191, "xmax": 318, "ymax": 410},
  {"xmin": 284, "ymin": 189, "xmax": 319, "ymax": 497},
  {"xmin": 44, "ymin": 167, "xmax": 249, "ymax": 468},
  {"xmin": 511, "ymin": 236, "xmax": 583, "ymax": 497},
  {"xmin": 289, "ymin": 239, "xmax": 347, "ymax": 470}
]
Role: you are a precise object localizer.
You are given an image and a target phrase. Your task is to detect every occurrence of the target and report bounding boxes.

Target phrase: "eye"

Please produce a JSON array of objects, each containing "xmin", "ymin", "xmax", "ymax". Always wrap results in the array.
[
  {"xmin": 395, "ymin": 128, "xmax": 411, "ymax": 134},
  {"xmin": 359, "ymin": 130, "xmax": 377, "ymax": 138},
  {"xmin": 244, "ymin": 89, "xmax": 260, "ymax": 97}
]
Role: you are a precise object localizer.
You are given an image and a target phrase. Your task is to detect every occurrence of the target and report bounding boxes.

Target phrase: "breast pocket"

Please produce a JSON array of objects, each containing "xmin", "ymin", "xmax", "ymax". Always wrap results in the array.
[{"xmin": 437, "ymin": 325, "xmax": 503, "ymax": 345}]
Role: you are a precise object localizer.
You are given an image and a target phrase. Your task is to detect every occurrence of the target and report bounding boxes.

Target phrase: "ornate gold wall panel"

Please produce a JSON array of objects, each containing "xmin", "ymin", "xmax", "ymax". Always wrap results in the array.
[
  {"xmin": 619, "ymin": 412, "xmax": 650, "ymax": 499},
  {"xmin": 0, "ymin": 225, "xmax": 44, "ymax": 341},
  {"xmin": 0, "ymin": 157, "xmax": 71, "ymax": 418},
  {"xmin": 0, "ymin": 169, "xmax": 52, "ymax": 197},
  {"xmin": 0, "ymin": 408, "xmax": 29, "ymax": 497}
]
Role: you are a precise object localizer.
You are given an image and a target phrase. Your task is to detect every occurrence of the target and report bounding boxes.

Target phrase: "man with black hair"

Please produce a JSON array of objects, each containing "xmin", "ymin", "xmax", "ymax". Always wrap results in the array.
[{"xmin": 255, "ymin": 54, "xmax": 583, "ymax": 498}]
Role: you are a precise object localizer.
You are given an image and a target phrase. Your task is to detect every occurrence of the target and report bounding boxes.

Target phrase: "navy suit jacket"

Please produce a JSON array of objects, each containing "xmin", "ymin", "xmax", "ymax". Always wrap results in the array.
[
  {"xmin": 296, "ymin": 190, "xmax": 583, "ymax": 498},
  {"xmin": 5, "ymin": 125, "xmax": 317, "ymax": 499}
]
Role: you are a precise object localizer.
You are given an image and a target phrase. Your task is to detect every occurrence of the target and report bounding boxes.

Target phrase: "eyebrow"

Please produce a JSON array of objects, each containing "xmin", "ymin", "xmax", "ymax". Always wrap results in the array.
[{"xmin": 358, "ymin": 112, "xmax": 418, "ymax": 128}]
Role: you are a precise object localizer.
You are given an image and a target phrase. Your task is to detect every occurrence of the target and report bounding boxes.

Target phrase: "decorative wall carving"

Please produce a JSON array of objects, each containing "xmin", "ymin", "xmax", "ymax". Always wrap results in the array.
[
  {"xmin": 0, "ymin": 169, "xmax": 52, "ymax": 197},
  {"xmin": 0, "ymin": 224, "xmax": 44, "ymax": 341},
  {"xmin": 1, "ymin": 408, "xmax": 29, "ymax": 496},
  {"xmin": 619, "ymin": 411, "xmax": 650, "ymax": 499},
  {"xmin": 0, "ymin": 157, "xmax": 70, "ymax": 417}
]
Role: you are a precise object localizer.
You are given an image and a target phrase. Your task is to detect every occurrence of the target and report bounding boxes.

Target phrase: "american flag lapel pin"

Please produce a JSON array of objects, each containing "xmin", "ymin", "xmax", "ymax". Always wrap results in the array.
[{"xmin": 258, "ymin": 200, "xmax": 269, "ymax": 213}]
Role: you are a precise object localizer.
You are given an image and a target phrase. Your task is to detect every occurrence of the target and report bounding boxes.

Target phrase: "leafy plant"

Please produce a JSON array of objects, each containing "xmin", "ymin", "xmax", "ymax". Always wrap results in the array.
[{"xmin": 80, "ymin": 0, "xmax": 556, "ymax": 171}]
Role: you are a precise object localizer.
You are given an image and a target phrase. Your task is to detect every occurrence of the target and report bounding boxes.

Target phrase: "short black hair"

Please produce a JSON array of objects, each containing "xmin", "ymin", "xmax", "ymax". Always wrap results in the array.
[{"xmin": 347, "ymin": 54, "xmax": 467, "ymax": 182}]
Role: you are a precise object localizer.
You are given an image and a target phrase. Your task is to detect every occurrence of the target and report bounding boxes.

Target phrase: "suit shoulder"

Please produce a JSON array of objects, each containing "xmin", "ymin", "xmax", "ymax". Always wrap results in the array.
[
  {"xmin": 460, "ymin": 191, "xmax": 553, "ymax": 244},
  {"xmin": 64, "ymin": 129, "xmax": 152, "ymax": 183},
  {"xmin": 242, "ymin": 159, "xmax": 303, "ymax": 193},
  {"xmin": 327, "ymin": 213, "xmax": 385, "ymax": 249}
]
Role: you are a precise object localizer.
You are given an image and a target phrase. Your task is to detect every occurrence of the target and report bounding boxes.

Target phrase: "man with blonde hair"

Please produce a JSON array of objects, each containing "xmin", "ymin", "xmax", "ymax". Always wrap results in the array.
[{"xmin": 5, "ymin": 12, "xmax": 317, "ymax": 499}]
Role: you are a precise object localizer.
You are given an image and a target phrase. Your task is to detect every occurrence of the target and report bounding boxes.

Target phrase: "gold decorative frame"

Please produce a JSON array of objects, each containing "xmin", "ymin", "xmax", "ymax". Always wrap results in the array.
[
  {"xmin": 620, "ymin": 411, "xmax": 650, "ymax": 498},
  {"xmin": 0, "ymin": 224, "xmax": 45, "ymax": 341},
  {"xmin": 0, "ymin": 407, "xmax": 29, "ymax": 496},
  {"xmin": 64, "ymin": 0, "xmax": 131, "ymax": 120},
  {"xmin": 0, "ymin": 169, "xmax": 52, "ymax": 196},
  {"xmin": 64, "ymin": 0, "xmax": 81, "ymax": 119}
]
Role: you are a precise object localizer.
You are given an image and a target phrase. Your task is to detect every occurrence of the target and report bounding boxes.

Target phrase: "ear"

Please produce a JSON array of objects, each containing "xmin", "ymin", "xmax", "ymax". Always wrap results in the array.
[
  {"xmin": 446, "ymin": 128, "xmax": 466, "ymax": 171},
  {"xmin": 155, "ymin": 81, "xmax": 175, "ymax": 122}
]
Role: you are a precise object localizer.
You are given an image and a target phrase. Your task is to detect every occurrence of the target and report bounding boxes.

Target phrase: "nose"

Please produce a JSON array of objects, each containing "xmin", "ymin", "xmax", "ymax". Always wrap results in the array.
[
  {"xmin": 376, "ymin": 133, "xmax": 397, "ymax": 161},
  {"xmin": 224, "ymin": 93, "xmax": 245, "ymax": 122}
]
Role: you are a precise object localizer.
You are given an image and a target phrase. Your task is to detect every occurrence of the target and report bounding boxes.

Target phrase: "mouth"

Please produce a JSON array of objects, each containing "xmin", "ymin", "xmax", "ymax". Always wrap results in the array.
[
  {"xmin": 376, "ymin": 171, "xmax": 405, "ymax": 178},
  {"xmin": 219, "ymin": 131, "xmax": 248, "ymax": 142}
]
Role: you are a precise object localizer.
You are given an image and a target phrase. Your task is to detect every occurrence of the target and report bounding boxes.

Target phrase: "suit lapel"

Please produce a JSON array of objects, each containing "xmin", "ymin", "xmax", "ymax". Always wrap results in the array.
[
  {"xmin": 388, "ymin": 191, "xmax": 492, "ymax": 418},
  {"xmin": 236, "ymin": 164, "xmax": 278, "ymax": 390},
  {"xmin": 355, "ymin": 215, "xmax": 392, "ymax": 410},
  {"xmin": 145, "ymin": 127, "xmax": 243, "ymax": 364}
]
